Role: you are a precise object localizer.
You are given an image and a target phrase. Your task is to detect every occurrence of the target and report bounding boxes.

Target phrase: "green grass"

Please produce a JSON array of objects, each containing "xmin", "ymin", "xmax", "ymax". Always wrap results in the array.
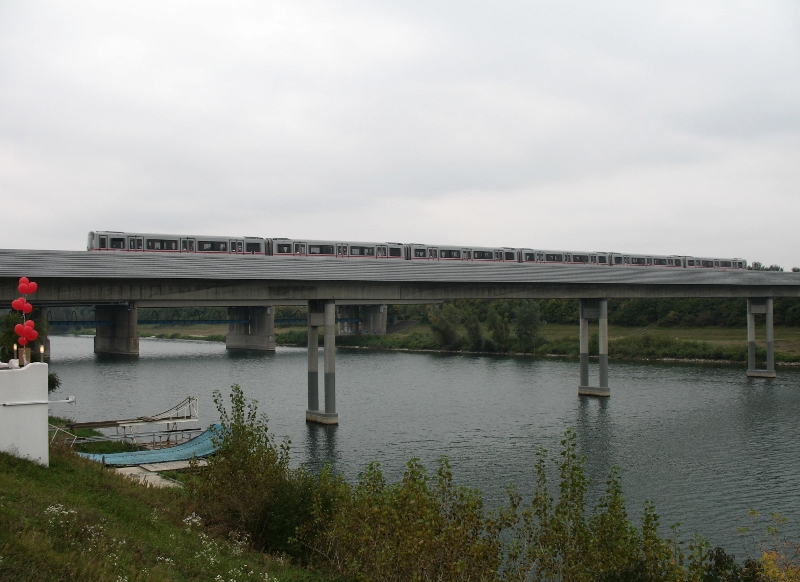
[{"xmin": 0, "ymin": 446, "xmax": 334, "ymax": 582}]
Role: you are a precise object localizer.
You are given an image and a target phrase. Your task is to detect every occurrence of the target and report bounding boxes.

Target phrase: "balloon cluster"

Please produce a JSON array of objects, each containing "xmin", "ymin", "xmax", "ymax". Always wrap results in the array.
[{"xmin": 10, "ymin": 277, "xmax": 38, "ymax": 346}]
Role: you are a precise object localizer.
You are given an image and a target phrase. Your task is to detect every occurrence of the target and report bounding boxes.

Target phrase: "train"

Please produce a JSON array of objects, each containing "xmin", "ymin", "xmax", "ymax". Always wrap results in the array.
[{"xmin": 87, "ymin": 231, "xmax": 748, "ymax": 269}]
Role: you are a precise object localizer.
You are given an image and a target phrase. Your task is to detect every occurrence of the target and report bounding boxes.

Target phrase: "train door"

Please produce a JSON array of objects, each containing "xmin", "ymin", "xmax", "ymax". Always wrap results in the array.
[
  {"xmin": 427, "ymin": 247, "xmax": 438, "ymax": 260},
  {"xmin": 128, "ymin": 236, "xmax": 143, "ymax": 251},
  {"xmin": 295, "ymin": 242, "xmax": 306, "ymax": 256},
  {"xmin": 377, "ymin": 245, "xmax": 388, "ymax": 258},
  {"xmin": 462, "ymin": 249, "xmax": 470, "ymax": 261},
  {"xmin": 181, "ymin": 238, "xmax": 196, "ymax": 253}
]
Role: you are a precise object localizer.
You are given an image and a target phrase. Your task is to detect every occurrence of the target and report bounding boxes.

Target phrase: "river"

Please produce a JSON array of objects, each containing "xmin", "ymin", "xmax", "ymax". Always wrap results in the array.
[{"xmin": 47, "ymin": 335, "xmax": 800, "ymax": 553}]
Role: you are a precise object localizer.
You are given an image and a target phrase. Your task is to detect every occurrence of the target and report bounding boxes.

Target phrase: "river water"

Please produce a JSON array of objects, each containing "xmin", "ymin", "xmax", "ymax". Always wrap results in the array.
[{"xmin": 47, "ymin": 335, "xmax": 800, "ymax": 553}]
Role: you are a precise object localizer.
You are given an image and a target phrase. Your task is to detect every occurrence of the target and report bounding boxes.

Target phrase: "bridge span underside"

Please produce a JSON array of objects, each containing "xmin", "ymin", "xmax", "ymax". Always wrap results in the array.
[{"xmin": 2, "ymin": 250, "xmax": 798, "ymax": 423}]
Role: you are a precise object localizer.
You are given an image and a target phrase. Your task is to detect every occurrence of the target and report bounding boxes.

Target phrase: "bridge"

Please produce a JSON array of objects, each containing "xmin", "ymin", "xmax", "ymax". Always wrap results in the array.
[{"xmin": 3, "ymin": 249, "xmax": 799, "ymax": 424}]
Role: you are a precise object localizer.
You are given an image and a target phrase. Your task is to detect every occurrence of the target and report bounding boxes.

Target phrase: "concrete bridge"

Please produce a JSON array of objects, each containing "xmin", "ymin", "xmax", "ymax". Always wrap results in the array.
[{"xmin": 2, "ymin": 249, "xmax": 799, "ymax": 424}]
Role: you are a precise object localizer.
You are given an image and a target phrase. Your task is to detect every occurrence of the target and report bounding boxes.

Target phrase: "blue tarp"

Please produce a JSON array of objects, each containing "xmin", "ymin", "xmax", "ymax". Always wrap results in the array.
[{"xmin": 79, "ymin": 425, "xmax": 220, "ymax": 466}]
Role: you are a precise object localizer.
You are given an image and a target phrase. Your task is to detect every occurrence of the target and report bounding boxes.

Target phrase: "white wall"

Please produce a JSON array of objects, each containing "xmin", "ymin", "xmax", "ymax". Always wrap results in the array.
[{"xmin": 0, "ymin": 362, "xmax": 49, "ymax": 466}]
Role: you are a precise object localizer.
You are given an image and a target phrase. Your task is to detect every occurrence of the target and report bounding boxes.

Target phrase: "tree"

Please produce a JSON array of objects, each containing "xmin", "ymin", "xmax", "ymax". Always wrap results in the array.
[
  {"xmin": 749, "ymin": 262, "xmax": 783, "ymax": 271},
  {"xmin": 792, "ymin": 267, "xmax": 800, "ymax": 273},
  {"xmin": 464, "ymin": 311, "xmax": 483, "ymax": 351},
  {"xmin": 515, "ymin": 300, "xmax": 541, "ymax": 352},
  {"xmin": 428, "ymin": 304, "xmax": 461, "ymax": 349}
]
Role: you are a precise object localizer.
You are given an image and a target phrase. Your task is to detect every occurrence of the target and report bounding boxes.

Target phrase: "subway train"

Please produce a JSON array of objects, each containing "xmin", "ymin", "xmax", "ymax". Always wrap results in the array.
[{"xmin": 87, "ymin": 231, "xmax": 748, "ymax": 269}]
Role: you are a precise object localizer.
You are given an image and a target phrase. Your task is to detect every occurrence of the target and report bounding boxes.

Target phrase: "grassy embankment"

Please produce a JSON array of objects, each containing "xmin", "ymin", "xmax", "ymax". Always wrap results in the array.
[
  {"xmin": 0, "ymin": 442, "xmax": 330, "ymax": 581},
  {"xmin": 63, "ymin": 322, "xmax": 800, "ymax": 364}
]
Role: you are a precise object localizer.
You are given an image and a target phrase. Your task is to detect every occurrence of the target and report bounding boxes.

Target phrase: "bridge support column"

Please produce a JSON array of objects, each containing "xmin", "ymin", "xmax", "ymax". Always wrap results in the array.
[
  {"xmin": 306, "ymin": 300, "xmax": 338, "ymax": 424},
  {"xmin": 747, "ymin": 298, "xmax": 776, "ymax": 378},
  {"xmin": 337, "ymin": 305, "xmax": 360, "ymax": 335},
  {"xmin": 578, "ymin": 299, "xmax": 610, "ymax": 397},
  {"xmin": 94, "ymin": 305, "xmax": 138, "ymax": 357},
  {"xmin": 226, "ymin": 307, "xmax": 276, "ymax": 351},
  {"xmin": 361, "ymin": 305, "xmax": 387, "ymax": 334}
]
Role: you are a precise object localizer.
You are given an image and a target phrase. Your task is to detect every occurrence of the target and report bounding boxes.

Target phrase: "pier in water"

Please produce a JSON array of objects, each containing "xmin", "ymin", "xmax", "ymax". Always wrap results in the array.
[{"xmin": 47, "ymin": 335, "xmax": 800, "ymax": 552}]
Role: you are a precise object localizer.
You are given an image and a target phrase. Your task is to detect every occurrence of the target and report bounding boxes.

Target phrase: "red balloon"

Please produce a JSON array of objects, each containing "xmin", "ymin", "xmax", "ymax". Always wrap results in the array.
[
  {"xmin": 18, "ymin": 283, "xmax": 29, "ymax": 294},
  {"xmin": 27, "ymin": 282, "xmax": 38, "ymax": 293},
  {"xmin": 25, "ymin": 320, "xmax": 35, "ymax": 328},
  {"xmin": 14, "ymin": 324, "xmax": 24, "ymax": 335},
  {"xmin": 18, "ymin": 337, "xmax": 28, "ymax": 346},
  {"xmin": 22, "ymin": 303, "xmax": 33, "ymax": 314},
  {"xmin": 28, "ymin": 330, "xmax": 38, "ymax": 341},
  {"xmin": 18, "ymin": 277, "xmax": 29, "ymax": 285},
  {"xmin": 11, "ymin": 299, "xmax": 22, "ymax": 310}
]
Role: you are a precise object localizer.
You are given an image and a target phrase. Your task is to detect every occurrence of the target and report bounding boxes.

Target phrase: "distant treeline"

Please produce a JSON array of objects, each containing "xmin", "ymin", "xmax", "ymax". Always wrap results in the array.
[{"xmin": 391, "ymin": 297, "xmax": 800, "ymax": 328}]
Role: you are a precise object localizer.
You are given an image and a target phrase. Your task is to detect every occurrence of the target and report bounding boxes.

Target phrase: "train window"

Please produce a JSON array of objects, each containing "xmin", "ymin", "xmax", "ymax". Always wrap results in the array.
[
  {"xmin": 737, "ymin": 262, "xmax": 744, "ymax": 268},
  {"xmin": 573, "ymin": 254, "xmax": 589, "ymax": 263},
  {"xmin": 414, "ymin": 249, "xmax": 426, "ymax": 258},
  {"xmin": 276, "ymin": 244, "xmax": 291, "ymax": 254},
  {"xmin": 719, "ymin": 261, "xmax": 732, "ymax": 268},
  {"xmin": 110, "ymin": 238, "xmax": 124, "ymax": 249},
  {"xmin": 246, "ymin": 243, "xmax": 260, "ymax": 254},
  {"xmin": 309, "ymin": 245, "xmax": 334, "ymax": 254},
  {"xmin": 630, "ymin": 257, "xmax": 646, "ymax": 265},
  {"xmin": 505, "ymin": 252, "xmax": 515, "ymax": 261},
  {"xmin": 474, "ymin": 251, "xmax": 492, "ymax": 260},
  {"xmin": 524, "ymin": 253, "xmax": 535, "ymax": 261},
  {"xmin": 146, "ymin": 239, "xmax": 178, "ymax": 250},
  {"xmin": 99, "ymin": 236, "xmax": 107, "ymax": 249},
  {"xmin": 687, "ymin": 260, "xmax": 695, "ymax": 266},
  {"xmin": 545, "ymin": 254, "xmax": 563, "ymax": 262},
  {"xmin": 350, "ymin": 246, "xmax": 375, "ymax": 256},
  {"xmin": 614, "ymin": 257, "xmax": 622, "ymax": 264},
  {"xmin": 199, "ymin": 241, "xmax": 226, "ymax": 252},
  {"xmin": 440, "ymin": 250, "xmax": 461, "ymax": 259},
  {"xmin": 653, "ymin": 258, "xmax": 667, "ymax": 265},
  {"xmin": 389, "ymin": 248, "xmax": 402, "ymax": 257},
  {"xmin": 598, "ymin": 256, "xmax": 608, "ymax": 264},
  {"xmin": 701, "ymin": 260, "xmax": 714, "ymax": 267}
]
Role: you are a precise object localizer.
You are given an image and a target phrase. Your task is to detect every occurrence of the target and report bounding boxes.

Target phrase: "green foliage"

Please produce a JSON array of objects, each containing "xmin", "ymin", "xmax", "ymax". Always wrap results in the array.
[
  {"xmin": 189, "ymin": 384, "xmax": 313, "ymax": 554},
  {"xmin": 48, "ymin": 372, "xmax": 61, "ymax": 393},
  {"xmin": 305, "ymin": 458, "xmax": 503, "ymax": 582},
  {"xmin": 514, "ymin": 300, "xmax": 541, "ymax": 352},
  {"xmin": 465, "ymin": 311, "xmax": 484, "ymax": 351},
  {"xmin": 428, "ymin": 304, "xmax": 461, "ymax": 350}
]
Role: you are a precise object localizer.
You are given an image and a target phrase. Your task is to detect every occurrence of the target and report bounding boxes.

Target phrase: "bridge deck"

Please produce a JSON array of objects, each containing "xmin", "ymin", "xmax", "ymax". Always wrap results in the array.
[{"xmin": 1, "ymin": 249, "xmax": 799, "ymax": 301}]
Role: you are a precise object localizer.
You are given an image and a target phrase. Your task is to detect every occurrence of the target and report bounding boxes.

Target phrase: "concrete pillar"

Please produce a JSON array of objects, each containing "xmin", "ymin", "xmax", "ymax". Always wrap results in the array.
[
  {"xmin": 94, "ymin": 305, "xmax": 138, "ymax": 356},
  {"xmin": 307, "ymin": 325, "xmax": 319, "ymax": 411},
  {"xmin": 324, "ymin": 300, "xmax": 337, "ymax": 417},
  {"xmin": 226, "ymin": 307, "xmax": 276, "ymax": 351},
  {"xmin": 766, "ymin": 297, "xmax": 775, "ymax": 375},
  {"xmin": 579, "ymin": 317, "xmax": 589, "ymax": 388},
  {"xmin": 747, "ymin": 297, "xmax": 776, "ymax": 378},
  {"xmin": 306, "ymin": 300, "xmax": 338, "ymax": 424},
  {"xmin": 747, "ymin": 299, "xmax": 756, "ymax": 372},
  {"xmin": 578, "ymin": 299, "xmax": 610, "ymax": 397},
  {"xmin": 599, "ymin": 299, "xmax": 609, "ymax": 389},
  {"xmin": 361, "ymin": 305, "xmax": 388, "ymax": 334}
]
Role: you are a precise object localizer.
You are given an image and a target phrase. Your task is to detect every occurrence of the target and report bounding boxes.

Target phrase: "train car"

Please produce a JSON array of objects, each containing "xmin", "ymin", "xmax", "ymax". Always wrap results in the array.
[
  {"xmin": 684, "ymin": 257, "xmax": 747, "ymax": 269},
  {"xmin": 267, "ymin": 239, "xmax": 404, "ymax": 259},
  {"xmin": 88, "ymin": 231, "xmax": 265, "ymax": 254}
]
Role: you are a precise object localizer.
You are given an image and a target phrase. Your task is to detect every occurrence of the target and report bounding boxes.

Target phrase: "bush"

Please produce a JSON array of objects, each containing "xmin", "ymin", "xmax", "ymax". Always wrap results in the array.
[{"xmin": 189, "ymin": 384, "xmax": 311, "ymax": 555}]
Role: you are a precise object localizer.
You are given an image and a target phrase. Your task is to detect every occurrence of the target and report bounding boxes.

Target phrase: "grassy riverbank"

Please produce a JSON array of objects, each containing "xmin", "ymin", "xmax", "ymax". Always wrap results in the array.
[{"xmin": 0, "ymin": 445, "xmax": 330, "ymax": 581}]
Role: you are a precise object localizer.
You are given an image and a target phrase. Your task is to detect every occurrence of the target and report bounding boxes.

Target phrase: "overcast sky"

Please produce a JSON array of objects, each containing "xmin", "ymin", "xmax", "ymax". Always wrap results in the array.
[{"xmin": 1, "ymin": 1, "xmax": 798, "ymax": 267}]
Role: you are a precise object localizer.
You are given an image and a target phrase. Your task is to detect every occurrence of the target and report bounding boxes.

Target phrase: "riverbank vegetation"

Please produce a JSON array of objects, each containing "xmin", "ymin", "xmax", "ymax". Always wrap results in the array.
[{"xmin": 6, "ymin": 385, "xmax": 797, "ymax": 580}]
